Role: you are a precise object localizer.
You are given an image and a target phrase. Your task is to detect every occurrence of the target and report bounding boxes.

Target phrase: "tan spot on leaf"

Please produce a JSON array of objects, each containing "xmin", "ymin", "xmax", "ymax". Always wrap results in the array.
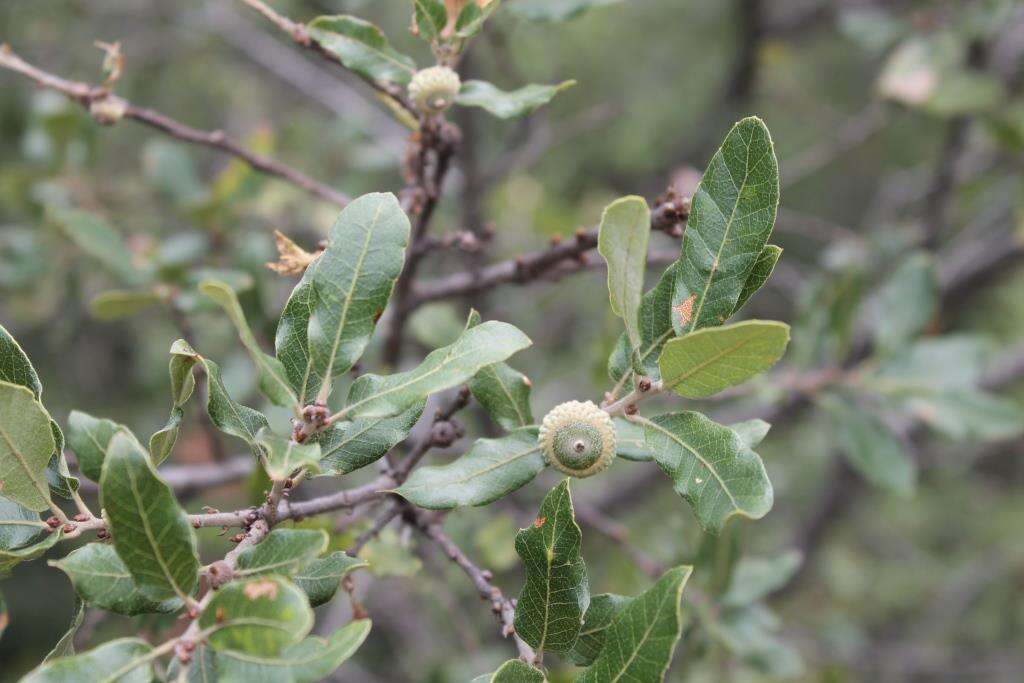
[
  {"xmin": 243, "ymin": 579, "xmax": 279, "ymax": 601},
  {"xmin": 534, "ymin": 516, "xmax": 546, "ymax": 528},
  {"xmin": 673, "ymin": 294, "xmax": 697, "ymax": 328}
]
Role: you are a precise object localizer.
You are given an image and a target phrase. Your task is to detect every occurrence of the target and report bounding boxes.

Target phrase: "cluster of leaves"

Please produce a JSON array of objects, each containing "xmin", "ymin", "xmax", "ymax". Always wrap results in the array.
[
  {"xmin": 310, "ymin": 0, "xmax": 573, "ymax": 122},
  {"xmin": 0, "ymin": 106, "xmax": 794, "ymax": 681}
]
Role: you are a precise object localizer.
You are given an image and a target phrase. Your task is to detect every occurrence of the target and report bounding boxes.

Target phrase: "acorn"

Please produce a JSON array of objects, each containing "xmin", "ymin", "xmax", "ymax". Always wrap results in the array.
[
  {"xmin": 408, "ymin": 66, "xmax": 461, "ymax": 115},
  {"xmin": 538, "ymin": 400, "xmax": 616, "ymax": 478}
]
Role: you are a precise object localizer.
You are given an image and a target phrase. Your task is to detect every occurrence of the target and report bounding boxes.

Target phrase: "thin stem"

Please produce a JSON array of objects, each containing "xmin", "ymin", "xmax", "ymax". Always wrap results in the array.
[{"xmin": 0, "ymin": 45, "xmax": 350, "ymax": 208}]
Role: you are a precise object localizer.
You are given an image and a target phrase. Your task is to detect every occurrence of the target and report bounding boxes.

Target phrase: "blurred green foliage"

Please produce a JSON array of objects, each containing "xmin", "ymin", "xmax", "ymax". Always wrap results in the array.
[{"xmin": 1, "ymin": 0, "xmax": 1024, "ymax": 681}]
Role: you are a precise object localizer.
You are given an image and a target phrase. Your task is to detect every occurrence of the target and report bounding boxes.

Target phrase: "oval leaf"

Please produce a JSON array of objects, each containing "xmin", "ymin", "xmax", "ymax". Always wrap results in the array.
[
  {"xmin": 456, "ymin": 80, "xmax": 575, "ymax": 119},
  {"xmin": 0, "ymin": 381, "xmax": 55, "ymax": 511},
  {"xmin": 308, "ymin": 16, "xmax": 417, "ymax": 85},
  {"xmin": 577, "ymin": 566, "xmax": 692, "ymax": 683},
  {"xmin": 200, "ymin": 576, "xmax": 313, "ymax": 656},
  {"xmin": 644, "ymin": 412, "xmax": 773, "ymax": 533},
  {"xmin": 100, "ymin": 432, "xmax": 200, "ymax": 601},
  {"xmin": 514, "ymin": 480, "xmax": 589, "ymax": 653},
  {"xmin": 394, "ymin": 428, "xmax": 544, "ymax": 509},
  {"xmin": 50, "ymin": 544, "xmax": 182, "ymax": 616},
  {"xmin": 672, "ymin": 117, "xmax": 780, "ymax": 333},
  {"xmin": 23, "ymin": 638, "xmax": 155, "ymax": 683},
  {"xmin": 343, "ymin": 319, "xmax": 531, "ymax": 420},
  {"xmin": 658, "ymin": 320, "xmax": 790, "ymax": 398},
  {"xmin": 598, "ymin": 196, "xmax": 651, "ymax": 351},
  {"xmin": 235, "ymin": 528, "xmax": 329, "ymax": 578}
]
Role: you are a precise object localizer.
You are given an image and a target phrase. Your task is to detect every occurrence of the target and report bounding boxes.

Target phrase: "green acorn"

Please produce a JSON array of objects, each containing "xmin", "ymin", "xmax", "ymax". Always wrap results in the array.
[
  {"xmin": 538, "ymin": 400, "xmax": 616, "ymax": 478},
  {"xmin": 408, "ymin": 66, "xmax": 461, "ymax": 115}
]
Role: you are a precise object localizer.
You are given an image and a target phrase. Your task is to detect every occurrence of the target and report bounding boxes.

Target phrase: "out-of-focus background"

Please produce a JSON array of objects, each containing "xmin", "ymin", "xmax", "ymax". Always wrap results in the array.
[{"xmin": 2, "ymin": 1, "xmax": 1024, "ymax": 681}]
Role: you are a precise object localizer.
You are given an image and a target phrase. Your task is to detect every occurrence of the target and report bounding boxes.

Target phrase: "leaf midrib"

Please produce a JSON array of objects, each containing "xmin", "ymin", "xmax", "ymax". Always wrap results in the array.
[
  {"xmin": 661, "ymin": 327, "xmax": 771, "ymax": 390},
  {"xmin": 644, "ymin": 419, "xmax": 739, "ymax": 511},
  {"xmin": 0, "ymin": 419, "xmax": 51, "ymax": 509},
  {"xmin": 318, "ymin": 203, "xmax": 383, "ymax": 395}
]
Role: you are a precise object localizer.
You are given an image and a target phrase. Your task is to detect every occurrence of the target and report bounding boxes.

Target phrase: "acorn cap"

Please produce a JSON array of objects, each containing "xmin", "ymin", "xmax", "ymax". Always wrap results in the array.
[{"xmin": 538, "ymin": 400, "xmax": 616, "ymax": 478}]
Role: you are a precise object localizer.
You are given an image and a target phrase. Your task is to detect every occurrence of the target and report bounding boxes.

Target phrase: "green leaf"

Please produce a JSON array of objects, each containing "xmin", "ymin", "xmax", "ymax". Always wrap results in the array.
[
  {"xmin": 733, "ymin": 244, "xmax": 782, "ymax": 315},
  {"xmin": 470, "ymin": 659, "xmax": 547, "ymax": 682},
  {"xmin": 257, "ymin": 429, "xmax": 322, "ymax": 480},
  {"xmin": 0, "ymin": 323, "xmax": 42, "ymax": 397},
  {"xmin": 66, "ymin": 410, "xmax": 128, "ymax": 483},
  {"xmin": 0, "ymin": 493, "xmax": 48, "ymax": 550},
  {"xmin": 42, "ymin": 601, "xmax": 84, "ymax": 662},
  {"xmin": 907, "ymin": 390, "xmax": 1023, "ymax": 441},
  {"xmin": 149, "ymin": 339, "xmax": 200, "ymax": 464},
  {"xmin": 569, "ymin": 593, "xmax": 633, "ymax": 666},
  {"xmin": 50, "ymin": 543, "xmax": 182, "ymax": 616},
  {"xmin": 729, "ymin": 419, "xmax": 771, "ymax": 449},
  {"xmin": 874, "ymin": 252, "xmax": 938, "ymax": 355},
  {"xmin": 308, "ymin": 16, "xmax": 417, "ymax": 86},
  {"xmin": 708, "ymin": 603, "xmax": 804, "ymax": 678},
  {"xmin": 672, "ymin": 117, "xmax": 779, "ymax": 333},
  {"xmin": 200, "ymin": 576, "xmax": 313, "ymax": 656},
  {"xmin": 343, "ymin": 318, "xmax": 531, "ymax": 420},
  {"xmin": 313, "ymin": 404, "xmax": 423, "ymax": 476},
  {"xmin": 88, "ymin": 289, "xmax": 160, "ymax": 321},
  {"xmin": 658, "ymin": 320, "xmax": 790, "ymax": 398},
  {"xmin": 644, "ymin": 412, "xmax": 773, "ymax": 533},
  {"xmin": 201, "ymin": 280, "xmax": 297, "ymax": 407},
  {"xmin": 235, "ymin": 529, "xmax": 329, "ymax": 578},
  {"xmin": 276, "ymin": 192, "xmax": 411, "ymax": 404},
  {"xmin": 362, "ymin": 527, "xmax": 422, "ymax": 578},
  {"xmin": 0, "ymin": 381, "xmax": 56, "ymax": 511},
  {"xmin": 613, "ymin": 418, "xmax": 652, "ymax": 462},
  {"xmin": 608, "ymin": 261, "xmax": 678, "ymax": 384},
  {"xmin": 469, "ymin": 363, "xmax": 534, "ymax": 432},
  {"xmin": 721, "ymin": 550, "xmax": 802, "ymax": 607},
  {"xmin": 394, "ymin": 427, "xmax": 544, "ymax": 509},
  {"xmin": 873, "ymin": 335, "xmax": 988, "ymax": 395},
  {"xmin": 50, "ymin": 208, "xmax": 145, "ymax": 285},
  {"xmin": 514, "ymin": 480, "xmax": 588, "ymax": 653},
  {"xmin": 456, "ymin": 80, "xmax": 575, "ymax": 119},
  {"xmin": 22, "ymin": 638, "xmax": 155, "ymax": 683},
  {"xmin": 0, "ymin": 528, "xmax": 62, "ymax": 576},
  {"xmin": 455, "ymin": 0, "xmax": 502, "ymax": 38},
  {"xmin": 182, "ymin": 347, "xmax": 269, "ymax": 453},
  {"xmin": 509, "ymin": 0, "xmax": 621, "ymax": 22},
  {"xmin": 100, "ymin": 432, "xmax": 200, "ymax": 601},
  {"xmin": 820, "ymin": 394, "xmax": 916, "ymax": 496},
  {"xmin": 577, "ymin": 566, "xmax": 692, "ymax": 683},
  {"xmin": 412, "ymin": 0, "xmax": 447, "ymax": 42},
  {"xmin": 598, "ymin": 196, "xmax": 651, "ymax": 352},
  {"xmin": 0, "ymin": 324, "xmax": 77, "ymax": 498},
  {"xmin": 294, "ymin": 551, "xmax": 367, "ymax": 607},
  {"xmin": 212, "ymin": 618, "xmax": 372, "ymax": 683}
]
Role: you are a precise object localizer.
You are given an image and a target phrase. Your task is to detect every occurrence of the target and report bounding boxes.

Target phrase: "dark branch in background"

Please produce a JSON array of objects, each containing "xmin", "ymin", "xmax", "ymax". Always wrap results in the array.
[
  {"xmin": 0, "ymin": 45, "xmax": 350, "ymax": 208},
  {"xmin": 411, "ymin": 196, "xmax": 689, "ymax": 304},
  {"xmin": 921, "ymin": 40, "xmax": 990, "ymax": 250},
  {"xmin": 382, "ymin": 121, "xmax": 461, "ymax": 366}
]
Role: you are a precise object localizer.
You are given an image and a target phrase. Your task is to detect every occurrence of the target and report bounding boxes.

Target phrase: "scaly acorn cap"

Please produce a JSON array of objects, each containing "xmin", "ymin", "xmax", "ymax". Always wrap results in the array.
[
  {"xmin": 408, "ymin": 66, "xmax": 461, "ymax": 115},
  {"xmin": 538, "ymin": 400, "xmax": 616, "ymax": 478}
]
